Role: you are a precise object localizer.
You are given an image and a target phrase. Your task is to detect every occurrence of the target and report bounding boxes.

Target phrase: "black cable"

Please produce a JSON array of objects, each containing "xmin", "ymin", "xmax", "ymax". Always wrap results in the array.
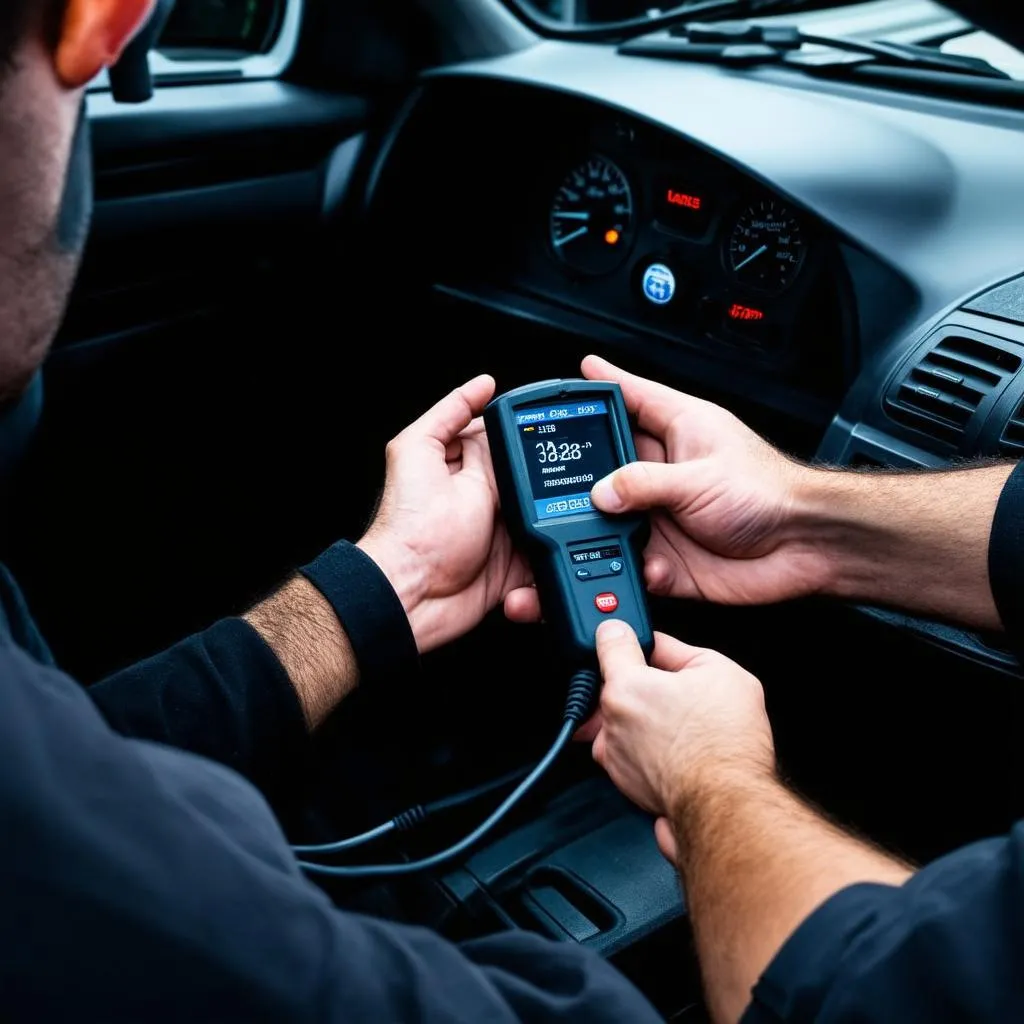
[
  {"xmin": 296, "ymin": 669, "xmax": 598, "ymax": 879},
  {"xmin": 422, "ymin": 764, "xmax": 532, "ymax": 816},
  {"xmin": 291, "ymin": 765, "xmax": 531, "ymax": 855},
  {"xmin": 291, "ymin": 820, "xmax": 396, "ymax": 856}
]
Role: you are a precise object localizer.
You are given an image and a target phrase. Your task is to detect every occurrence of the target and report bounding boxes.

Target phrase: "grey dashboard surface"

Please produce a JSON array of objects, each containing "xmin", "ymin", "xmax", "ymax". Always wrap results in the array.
[
  {"xmin": 427, "ymin": 41, "xmax": 1024, "ymax": 319},
  {"xmin": 398, "ymin": 39, "xmax": 1024, "ymax": 676}
]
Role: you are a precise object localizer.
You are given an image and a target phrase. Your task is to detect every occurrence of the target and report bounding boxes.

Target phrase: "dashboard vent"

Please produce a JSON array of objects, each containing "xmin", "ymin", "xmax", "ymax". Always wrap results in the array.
[
  {"xmin": 999, "ymin": 397, "xmax": 1024, "ymax": 457},
  {"xmin": 885, "ymin": 333, "xmax": 1021, "ymax": 447}
]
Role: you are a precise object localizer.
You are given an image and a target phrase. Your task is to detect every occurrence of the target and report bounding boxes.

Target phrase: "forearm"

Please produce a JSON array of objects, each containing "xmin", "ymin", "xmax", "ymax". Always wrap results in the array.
[
  {"xmin": 244, "ymin": 538, "xmax": 426, "ymax": 729},
  {"xmin": 668, "ymin": 773, "xmax": 911, "ymax": 1023},
  {"xmin": 243, "ymin": 576, "xmax": 360, "ymax": 730},
  {"xmin": 792, "ymin": 462, "xmax": 1014, "ymax": 630}
]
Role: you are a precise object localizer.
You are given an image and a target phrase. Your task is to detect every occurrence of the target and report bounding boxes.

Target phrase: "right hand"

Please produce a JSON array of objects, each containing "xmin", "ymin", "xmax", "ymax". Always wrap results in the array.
[
  {"xmin": 506, "ymin": 355, "xmax": 827, "ymax": 619},
  {"xmin": 583, "ymin": 620, "xmax": 775, "ymax": 861}
]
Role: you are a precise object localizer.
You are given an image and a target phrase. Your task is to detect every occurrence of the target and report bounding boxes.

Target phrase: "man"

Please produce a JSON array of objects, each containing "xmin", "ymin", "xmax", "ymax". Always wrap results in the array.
[
  {"xmin": 0, "ymin": 1, "xmax": 664, "ymax": 1019},
  {"xmin": 506, "ymin": 354, "xmax": 1024, "ymax": 1022}
]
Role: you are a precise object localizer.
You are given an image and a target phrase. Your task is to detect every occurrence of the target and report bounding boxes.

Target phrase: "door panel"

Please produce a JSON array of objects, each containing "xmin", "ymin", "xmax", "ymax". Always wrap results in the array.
[{"xmin": 2, "ymin": 82, "xmax": 373, "ymax": 682}]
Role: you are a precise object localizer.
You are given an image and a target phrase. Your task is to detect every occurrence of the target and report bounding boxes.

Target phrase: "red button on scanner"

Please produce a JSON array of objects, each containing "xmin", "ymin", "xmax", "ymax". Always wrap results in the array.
[{"xmin": 595, "ymin": 592, "xmax": 619, "ymax": 614}]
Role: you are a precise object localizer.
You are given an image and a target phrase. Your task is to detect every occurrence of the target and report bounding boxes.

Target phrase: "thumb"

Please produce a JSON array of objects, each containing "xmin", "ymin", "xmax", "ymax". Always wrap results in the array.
[
  {"xmin": 595, "ymin": 619, "xmax": 646, "ymax": 685},
  {"xmin": 654, "ymin": 817, "xmax": 679, "ymax": 864},
  {"xmin": 591, "ymin": 461, "xmax": 685, "ymax": 514},
  {"xmin": 409, "ymin": 375, "xmax": 496, "ymax": 449}
]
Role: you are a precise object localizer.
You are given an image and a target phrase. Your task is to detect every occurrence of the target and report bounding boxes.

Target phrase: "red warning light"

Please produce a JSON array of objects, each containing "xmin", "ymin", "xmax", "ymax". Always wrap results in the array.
[
  {"xmin": 666, "ymin": 189, "xmax": 703, "ymax": 211},
  {"xmin": 728, "ymin": 303, "xmax": 766, "ymax": 322}
]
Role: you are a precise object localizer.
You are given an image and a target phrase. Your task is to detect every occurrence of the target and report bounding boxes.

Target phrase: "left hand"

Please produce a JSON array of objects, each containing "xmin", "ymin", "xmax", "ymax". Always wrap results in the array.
[{"xmin": 358, "ymin": 375, "xmax": 533, "ymax": 654}]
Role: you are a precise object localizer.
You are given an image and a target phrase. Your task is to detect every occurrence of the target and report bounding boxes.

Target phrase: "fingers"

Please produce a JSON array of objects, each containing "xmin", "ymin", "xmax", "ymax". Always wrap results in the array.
[
  {"xmin": 644, "ymin": 553, "xmax": 675, "ymax": 594},
  {"xmin": 591, "ymin": 461, "xmax": 684, "ymax": 514},
  {"xmin": 651, "ymin": 631, "xmax": 705, "ymax": 672},
  {"xmin": 635, "ymin": 432, "xmax": 667, "ymax": 464},
  {"xmin": 504, "ymin": 586, "xmax": 542, "ymax": 623},
  {"xmin": 595, "ymin": 619, "xmax": 646, "ymax": 683},
  {"xmin": 581, "ymin": 355, "xmax": 690, "ymax": 438},
  {"xmin": 405, "ymin": 375, "xmax": 496, "ymax": 450},
  {"xmin": 654, "ymin": 817, "xmax": 679, "ymax": 864},
  {"xmin": 458, "ymin": 421, "xmax": 495, "ymax": 481},
  {"xmin": 574, "ymin": 712, "xmax": 603, "ymax": 743}
]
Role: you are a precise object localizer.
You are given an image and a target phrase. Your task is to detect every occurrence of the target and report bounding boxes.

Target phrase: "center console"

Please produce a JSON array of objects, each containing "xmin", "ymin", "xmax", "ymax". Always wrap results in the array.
[{"xmin": 434, "ymin": 775, "xmax": 700, "ymax": 1018}]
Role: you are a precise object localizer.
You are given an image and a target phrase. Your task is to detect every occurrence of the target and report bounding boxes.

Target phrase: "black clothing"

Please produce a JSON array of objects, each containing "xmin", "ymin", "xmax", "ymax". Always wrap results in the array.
[{"xmin": 0, "ymin": 549, "xmax": 658, "ymax": 1022}]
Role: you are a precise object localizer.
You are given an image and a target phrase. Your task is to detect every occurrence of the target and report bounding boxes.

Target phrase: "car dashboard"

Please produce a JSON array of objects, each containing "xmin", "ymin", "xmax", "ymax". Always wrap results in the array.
[{"xmin": 366, "ymin": 39, "xmax": 1024, "ymax": 676}]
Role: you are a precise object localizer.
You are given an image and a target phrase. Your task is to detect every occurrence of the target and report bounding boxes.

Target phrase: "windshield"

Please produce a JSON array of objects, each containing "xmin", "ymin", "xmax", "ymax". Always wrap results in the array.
[
  {"xmin": 505, "ymin": 0, "xmax": 1024, "ymax": 82},
  {"xmin": 514, "ymin": 0, "xmax": 882, "ymax": 30}
]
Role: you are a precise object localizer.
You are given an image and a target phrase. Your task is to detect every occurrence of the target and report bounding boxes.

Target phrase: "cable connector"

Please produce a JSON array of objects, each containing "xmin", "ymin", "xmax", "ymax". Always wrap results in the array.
[
  {"xmin": 295, "ymin": 668, "xmax": 602, "ymax": 878},
  {"xmin": 563, "ymin": 668, "xmax": 599, "ymax": 725},
  {"xmin": 392, "ymin": 806, "xmax": 428, "ymax": 832}
]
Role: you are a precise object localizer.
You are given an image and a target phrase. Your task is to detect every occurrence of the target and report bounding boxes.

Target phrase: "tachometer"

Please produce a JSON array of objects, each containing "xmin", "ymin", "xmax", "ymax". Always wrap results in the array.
[
  {"xmin": 727, "ymin": 200, "xmax": 807, "ymax": 294},
  {"xmin": 549, "ymin": 155, "xmax": 634, "ymax": 275}
]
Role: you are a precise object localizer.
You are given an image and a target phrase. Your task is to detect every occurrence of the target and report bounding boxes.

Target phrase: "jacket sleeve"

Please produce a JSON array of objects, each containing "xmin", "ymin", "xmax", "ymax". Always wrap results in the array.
[
  {"xmin": 89, "ymin": 617, "xmax": 309, "ymax": 816},
  {"xmin": 88, "ymin": 542, "xmax": 420, "ymax": 816},
  {"xmin": 989, "ymin": 459, "xmax": 1024, "ymax": 653},
  {"xmin": 741, "ymin": 826, "xmax": 1024, "ymax": 1022},
  {"xmin": 3, "ymin": 640, "xmax": 660, "ymax": 1024}
]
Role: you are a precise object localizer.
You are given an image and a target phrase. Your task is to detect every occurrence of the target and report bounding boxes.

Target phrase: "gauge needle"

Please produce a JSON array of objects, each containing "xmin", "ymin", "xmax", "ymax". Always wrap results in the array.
[
  {"xmin": 552, "ymin": 211, "xmax": 592, "ymax": 221},
  {"xmin": 554, "ymin": 226, "xmax": 589, "ymax": 247},
  {"xmin": 733, "ymin": 244, "xmax": 769, "ymax": 271}
]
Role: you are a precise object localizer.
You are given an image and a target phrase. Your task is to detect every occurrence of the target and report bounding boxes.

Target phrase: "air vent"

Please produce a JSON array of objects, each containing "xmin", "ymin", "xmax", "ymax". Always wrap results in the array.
[
  {"xmin": 885, "ymin": 333, "xmax": 1022, "ymax": 448},
  {"xmin": 999, "ymin": 397, "xmax": 1024, "ymax": 457}
]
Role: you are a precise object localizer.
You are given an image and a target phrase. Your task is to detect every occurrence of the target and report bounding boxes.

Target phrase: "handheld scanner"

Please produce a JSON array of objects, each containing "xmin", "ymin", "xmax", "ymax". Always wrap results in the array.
[{"xmin": 485, "ymin": 380, "xmax": 654, "ymax": 666}]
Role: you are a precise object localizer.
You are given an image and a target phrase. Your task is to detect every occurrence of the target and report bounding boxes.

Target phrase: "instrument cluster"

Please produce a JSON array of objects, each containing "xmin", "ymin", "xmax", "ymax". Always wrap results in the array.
[{"xmin": 537, "ymin": 143, "xmax": 822, "ymax": 359}]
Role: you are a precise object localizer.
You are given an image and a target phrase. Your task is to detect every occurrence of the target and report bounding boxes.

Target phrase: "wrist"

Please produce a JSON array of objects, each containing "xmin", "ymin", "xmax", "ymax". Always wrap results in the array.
[
  {"xmin": 781, "ymin": 466, "xmax": 868, "ymax": 598},
  {"xmin": 785, "ymin": 462, "xmax": 1013, "ymax": 627},
  {"xmin": 761, "ymin": 463, "xmax": 851, "ymax": 598},
  {"xmin": 665, "ymin": 763, "xmax": 786, "ymax": 863},
  {"xmin": 355, "ymin": 532, "xmax": 432, "ymax": 651},
  {"xmin": 244, "ymin": 576, "xmax": 359, "ymax": 730}
]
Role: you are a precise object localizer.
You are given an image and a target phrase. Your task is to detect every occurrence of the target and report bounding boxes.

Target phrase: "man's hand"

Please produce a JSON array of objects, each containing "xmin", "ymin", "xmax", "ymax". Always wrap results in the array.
[
  {"xmin": 585, "ymin": 620, "xmax": 911, "ymax": 1024},
  {"xmin": 248, "ymin": 376, "xmax": 531, "ymax": 728},
  {"xmin": 358, "ymin": 374, "xmax": 532, "ymax": 655},
  {"xmin": 506, "ymin": 355, "xmax": 1011, "ymax": 630},
  {"xmin": 583, "ymin": 620, "xmax": 774, "ymax": 851},
  {"xmin": 506, "ymin": 354, "xmax": 821, "ymax": 621}
]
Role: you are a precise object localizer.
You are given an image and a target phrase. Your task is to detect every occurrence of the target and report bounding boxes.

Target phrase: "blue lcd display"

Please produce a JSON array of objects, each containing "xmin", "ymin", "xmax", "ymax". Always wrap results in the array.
[
  {"xmin": 516, "ymin": 399, "xmax": 619, "ymax": 521},
  {"xmin": 515, "ymin": 400, "xmax": 608, "ymax": 426}
]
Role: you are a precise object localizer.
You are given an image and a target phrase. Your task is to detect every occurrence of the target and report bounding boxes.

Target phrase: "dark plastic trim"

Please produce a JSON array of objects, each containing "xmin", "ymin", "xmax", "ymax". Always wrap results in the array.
[{"xmin": 87, "ymin": 82, "xmax": 368, "ymax": 162}]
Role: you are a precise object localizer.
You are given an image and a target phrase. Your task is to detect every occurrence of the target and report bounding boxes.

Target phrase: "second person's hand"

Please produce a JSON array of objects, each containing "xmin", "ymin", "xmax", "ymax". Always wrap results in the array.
[
  {"xmin": 505, "ymin": 354, "xmax": 827, "ymax": 623},
  {"xmin": 581, "ymin": 619, "xmax": 775, "ymax": 861}
]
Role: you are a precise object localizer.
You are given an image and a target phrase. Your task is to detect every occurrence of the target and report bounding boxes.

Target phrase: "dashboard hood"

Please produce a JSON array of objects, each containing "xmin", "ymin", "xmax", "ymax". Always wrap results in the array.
[{"xmin": 940, "ymin": 1, "xmax": 1024, "ymax": 53}]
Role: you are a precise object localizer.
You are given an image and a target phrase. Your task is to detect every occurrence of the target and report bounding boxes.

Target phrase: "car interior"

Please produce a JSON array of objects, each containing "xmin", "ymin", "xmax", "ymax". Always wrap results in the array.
[{"xmin": 6, "ymin": 0, "xmax": 1024, "ymax": 1017}]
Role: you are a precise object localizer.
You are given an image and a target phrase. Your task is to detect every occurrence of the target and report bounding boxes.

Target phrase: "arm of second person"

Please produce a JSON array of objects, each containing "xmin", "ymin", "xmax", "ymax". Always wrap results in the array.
[
  {"xmin": 588, "ymin": 622, "xmax": 913, "ymax": 1023},
  {"xmin": 564, "ymin": 356, "xmax": 1013, "ymax": 632}
]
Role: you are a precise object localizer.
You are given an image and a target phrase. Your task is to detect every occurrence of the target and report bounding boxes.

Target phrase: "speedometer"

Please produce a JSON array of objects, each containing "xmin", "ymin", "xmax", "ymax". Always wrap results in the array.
[
  {"xmin": 549, "ymin": 155, "xmax": 634, "ymax": 275},
  {"xmin": 727, "ymin": 200, "xmax": 807, "ymax": 294}
]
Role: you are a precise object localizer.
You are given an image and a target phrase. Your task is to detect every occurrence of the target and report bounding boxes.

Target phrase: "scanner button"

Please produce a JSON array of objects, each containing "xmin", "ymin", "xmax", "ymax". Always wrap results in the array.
[
  {"xmin": 575, "ymin": 569, "xmax": 592, "ymax": 581},
  {"xmin": 595, "ymin": 592, "xmax": 619, "ymax": 614}
]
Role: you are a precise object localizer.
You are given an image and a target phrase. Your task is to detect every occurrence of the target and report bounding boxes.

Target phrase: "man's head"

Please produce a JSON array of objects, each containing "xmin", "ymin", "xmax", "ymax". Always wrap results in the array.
[{"xmin": 0, "ymin": 0, "xmax": 153, "ymax": 402}]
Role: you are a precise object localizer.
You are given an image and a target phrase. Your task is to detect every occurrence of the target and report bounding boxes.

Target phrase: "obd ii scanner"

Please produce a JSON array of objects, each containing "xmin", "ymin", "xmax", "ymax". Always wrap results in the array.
[
  {"xmin": 291, "ymin": 379, "xmax": 656, "ymax": 879},
  {"xmin": 485, "ymin": 380, "xmax": 654, "ymax": 665}
]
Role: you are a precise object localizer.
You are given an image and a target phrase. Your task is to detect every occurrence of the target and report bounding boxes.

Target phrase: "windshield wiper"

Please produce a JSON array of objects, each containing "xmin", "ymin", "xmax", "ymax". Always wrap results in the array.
[
  {"xmin": 499, "ymin": 0, "xmax": 816, "ymax": 45},
  {"xmin": 619, "ymin": 21, "xmax": 1010, "ymax": 80}
]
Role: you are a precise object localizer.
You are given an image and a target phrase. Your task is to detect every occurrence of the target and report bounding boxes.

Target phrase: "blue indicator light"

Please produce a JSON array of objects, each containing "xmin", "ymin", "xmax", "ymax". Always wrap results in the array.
[{"xmin": 641, "ymin": 263, "xmax": 676, "ymax": 306}]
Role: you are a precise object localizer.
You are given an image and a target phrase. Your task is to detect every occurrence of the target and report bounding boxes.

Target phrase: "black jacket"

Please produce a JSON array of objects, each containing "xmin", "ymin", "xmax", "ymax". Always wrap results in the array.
[{"xmin": 0, "ymin": 552, "xmax": 658, "ymax": 1022}]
